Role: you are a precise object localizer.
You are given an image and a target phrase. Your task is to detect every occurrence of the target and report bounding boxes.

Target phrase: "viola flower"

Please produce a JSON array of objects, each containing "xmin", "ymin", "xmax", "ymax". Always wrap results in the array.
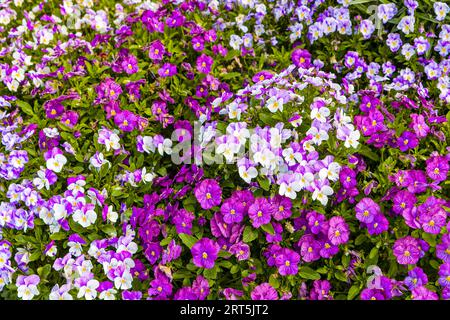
[
  {"xmin": 196, "ymin": 54, "xmax": 214, "ymax": 74},
  {"xmin": 397, "ymin": 131, "xmax": 419, "ymax": 152},
  {"xmin": 191, "ymin": 238, "xmax": 220, "ymax": 269},
  {"xmin": 404, "ymin": 267, "xmax": 428, "ymax": 290},
  {"xmin": 114, "ymin": 110, "xmax": 138, "ymax": 132},
  {"xmin": 16, "ymin": 275, "xmax": 40, "ymax": 300},
  {"xmin": 192, "ymin": 275, "xmax": 210, "ymax": 300},
  {"xmin": 275, "ymin": 248, "xmax": 300, "ymax": 276},
  {"xmin": 327, "ymin": 216, "xmax": 350, "ymax": 245},
  {"xmin": 220, "ymin": 199, "xmax": 245, "ymax": 224},
  {"xmin": 411, "ymin": 286, "xmax": 439, "ymax": 300},
  {"xmin": 438, "ymin": 263, "xmax": 450, "ymax": 288},
  {"xmin": 355, "ymin": 198, "xmax": 380, "ymax": 223},
  {"xmin": 248, "ymin": 197, "xmax": 273, "ymax": 228},
  {"xmin": 194, "ymin": 179, "xmax": 222, "ymax": 210},
  {"xmin": 425, "ymin": 154, "xmax": 449, "ymax": 182},
  {"xmin": 250, "ymin": 283, "xmax": 278, "ymax": 300},
  {"xmin": 291, "ymin": 48, "xmax": 312, "ymax": 68},
  {"xmin": 158, "ymin": 63, "xmax": 177, "ymax": 78},
  {"xmin": 393, "ymin": 236, "xmax": 421, "ymax": 265}
]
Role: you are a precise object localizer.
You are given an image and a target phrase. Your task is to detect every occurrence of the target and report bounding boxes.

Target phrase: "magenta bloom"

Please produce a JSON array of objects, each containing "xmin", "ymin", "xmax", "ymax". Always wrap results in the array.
[
  {"xmin": 191, "ymin": 238, "xmax": 220, "ymax": 269},
  {"xmin": 355, "ymin": 197, "xmax": 380, "ymax": 223},
  {"xmin": 158, "ymin": 63, "xmax": 177, "ymax": 77},
  {"xmin": 397, "ymin": 131, "xmax": 419, "ymax": 152},
  {"xmin": 114, "ymin": 110, "xmax": 137, "ymax": 132},
  {"xmin": 248, "ymin": 197, "xmax": 272, "ymax": 228},
  {"xmin": 220, "ymin": 198, "xmax": 245, "ymax": 224},
  {"xmin": 327, "ymin": 216, "xmax": 350, "ymax": 245},
  {"xmin": 291, "ymin": 48, "xmax": 312, "ymax": 68},
  {"xmin": 411, "ymin": 286, "xmax": 439, "ymax": 300},
  {"xmin": 250, "ymin": 283, "xmax": 278, "ymax": 300},
  {"xmin": 194, "ymin": 179, "xmax": 222, "ymax": 209},
  {"xmin": 148, "ymin": 40, "xmax": 165, "ymax": 60},
  {"xmin": 393, "ymin": 236, "xmax": 421, "ymax": 265},
  {"xmin": 196, "ymin": 54, "xmax": 214, "ymax": 74},
  {"xmin": 275, "ymin": 248, "xmax": 300, "ymax": 276},
  {"xmin": 425, "ymin": 155, "xmax": 449, "ymax": 182}
]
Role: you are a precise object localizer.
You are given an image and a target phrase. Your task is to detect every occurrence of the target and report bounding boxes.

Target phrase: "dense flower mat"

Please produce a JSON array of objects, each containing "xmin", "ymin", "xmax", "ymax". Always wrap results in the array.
[{"xmin": 0, "ymin": 0, "xmax": 449, "ymax": 300}]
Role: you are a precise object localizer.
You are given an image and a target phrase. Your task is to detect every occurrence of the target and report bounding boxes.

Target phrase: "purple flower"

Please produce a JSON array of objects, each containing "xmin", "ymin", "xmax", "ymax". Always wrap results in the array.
[
  {"xmin": 438, "ymin": 263, "xmax": 450, "ymax": 288},
  {"xmin": 291, "ymin": 48, "xmax": 312, "ymax": 68},
  {"xmin": 397, "ymin": 131, "xmax": 419, "ymax": 152},
  {"xmin": 158, "ymin": 63, "xmax": 177, "ymax": 78},
  {"xmin": 327, "ymin": 216, "xmax": 350, "ymax": 245},
  {"xmin": 250, "ymin": 283, "xmax": 278, "ymax": 300},
  {"xmin": 393, "ymin": 236, "xmax": 421, "ymax": 265},
  {"xmin": 248, "ymin": 197, "xmax": 273, "ymax": 228},
  {"xmin": 192, "ymin": 275, "xmax": 209, "ymax": 300},
  {"xmin": 355, "ymin": 198, "xmax": 380, "ymax": 223},
  {"xmin": 220, "ymin": 198, "xmax": 245, "ymax": 224},
  {"xmin": 426, "ymin": 154, "xmax": 449, "ymax": 182},
  {"xmin": 275, "ymin": 248, "xmax": 300, "ymax": 276},
  {"xmin": 404, "ymin": 267, "xmax": 428, "ymax": 290},
  {"xmin": 148, "ymin": 40, "xmax": 165, "ymax": 60},
  {"xmin": 196, "ymin": 54, "xmax": 214, "ymax": 74},
  {"xmin": 191, "ymin": 238, "xmax": 220, "ymax": 269},
  {"xmin": 411, "ymin": 286, "xmax": 439, "ymax": 300},
  {"xmin": 194, "ymin": 179, "xmax": 222, "ymax": 210},
  {"xmin": 114, "ymin": 110, "xmax": 137, "ymax": 132}
]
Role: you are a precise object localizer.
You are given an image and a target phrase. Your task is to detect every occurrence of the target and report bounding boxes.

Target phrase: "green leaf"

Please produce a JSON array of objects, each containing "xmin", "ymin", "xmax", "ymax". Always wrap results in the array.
[
  {"xmin": 369, "ymin": 247, "xmax": 378, "ymax": 259},
  {"xmin": 50, "ymin": 232, "xmax": 67, "ymax": 240},
  {"xmin": 178, "ymin": 233, "xmax": 198, "ymax": 249},
  {"xmin": 243, "ymin": 226, "xmax": 258, "ymax": 243},
  {"xmin": 257, "ymin": 176, "xmax": 270, "ymax": 191},
  {"xmin": 100, "ymin": 224, "xmax": 117, "ymax": 236},
  {"xmin": 17, "ymin": 100, "xmax": 34, "ymax": 116},
  {"xmin": 269, "ymin": 274, "xmax": 280, "ymax": 289},
  {"xmin": 347, "ymin": 285, "xmax": 360, "ymax": 300},
  {"xmin": 334, "ymin": 271, "xmax": 348, "ymax": 282},
  {"xmin": 37, "ymin": 264, "xmax": 52, "ymax": 280},
  {"xmin": 298, "ymin": 266, "xmax": 321, "ymax": 280},
  {"xmin": 203, "ymin": 265, "xmax": 219, "ymax": 279},
  {"xmin": 261, "ymin": 223, "xmax": 275, "ymax": 235},
  {"xmin": 29, "ymin": 250, "xmax": 41, "ymax": 262},
  {"xmin": 220, "ymin": 72, "xmax": 241, "ymax": 80}
]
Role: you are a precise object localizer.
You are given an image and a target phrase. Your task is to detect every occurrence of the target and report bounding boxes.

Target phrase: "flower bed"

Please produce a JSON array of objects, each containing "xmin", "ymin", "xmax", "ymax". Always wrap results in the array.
[{"xmin": 0, "ymin": 0, "xmax": 449, "ymax": 300}]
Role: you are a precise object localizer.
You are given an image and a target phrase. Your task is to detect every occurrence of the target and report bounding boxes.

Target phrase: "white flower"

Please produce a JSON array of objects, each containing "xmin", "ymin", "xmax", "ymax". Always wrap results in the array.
[
  {"xmin": 33, "ymin": 169, "xmax": 49, "ymax": 190},
  {"xmin": 43, "ymin": 127, "xmax": 59, "ymax": 138},
  {"xmin": 99, "ymin": 288, "xmax": 117, "ymax": 300},
  {"xmin": 227, "ymin": 102, "xmax": 241, "ymax": 120},
  {"xmin": 307, "ymin": 127, "xmax": 329, "ymax": 145},
  {"xmin": 142, "ymin": 167, "xmax": 155, "ymax": 184},
  {"xmin": 319, "ymin": 162, "xmax": 341, "ymax": 182},
  {"xmin": 158, "ymin": 139, "xmax": 172, "ymax": 155},
  {"xmin": 238, "ymin": 166, "xmax": 257, "ymax": 183},
  {"xmin": 279, "ymin": 182, "xmax": 299, "ymax": 199},
  {"xmin": 53, "ymin": 203, "xmax": 67, "ymax": 220},
  {"xmin": 17, "ymin": 284, "xmax": 39, "ymax": 300},
  {"xmin": 77, "ymin": 279, "xmax": 99, "ymax": 300},
  {"xmin": 311, "ymin": 107, "xmax": 330, "ymax": 122},
  {"xmin": 105, "ymin": 205, "xmax": 118, "ymax": 223},
  {"xmin": 312, "ymin": 185, "xmax": 334, "ymax": 206},
  {"xmin": 104, "ymin": 133, "xmax": 120, "ymax": 152},
  {"xmin": 282, "ymin": 148, "xmax": 303, "ymax": 166},
  {"xmin": 344, "ymin": 130, "xmax": 360, "ymax": 149},
  {"xmin": 142, "ymin": 136, "xmax": 155, "ymax": 153},
  {"xmin": 266, "ymin": 96, "xmax": 284, "ymax": 113},
  {"xmin": 73, "ymin": 209, "xmax": 97, "ymax": 228},
  {"xmin": 229, "ymin": 34, "xmax": 243, "ymax": 50},
  {"xmin": 46, "ymin": 154, "xmax": 67, "ymax": 173},
  {"xmin": 114, "ymin": 271, "xmax": 133, "ymax": 290}
]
